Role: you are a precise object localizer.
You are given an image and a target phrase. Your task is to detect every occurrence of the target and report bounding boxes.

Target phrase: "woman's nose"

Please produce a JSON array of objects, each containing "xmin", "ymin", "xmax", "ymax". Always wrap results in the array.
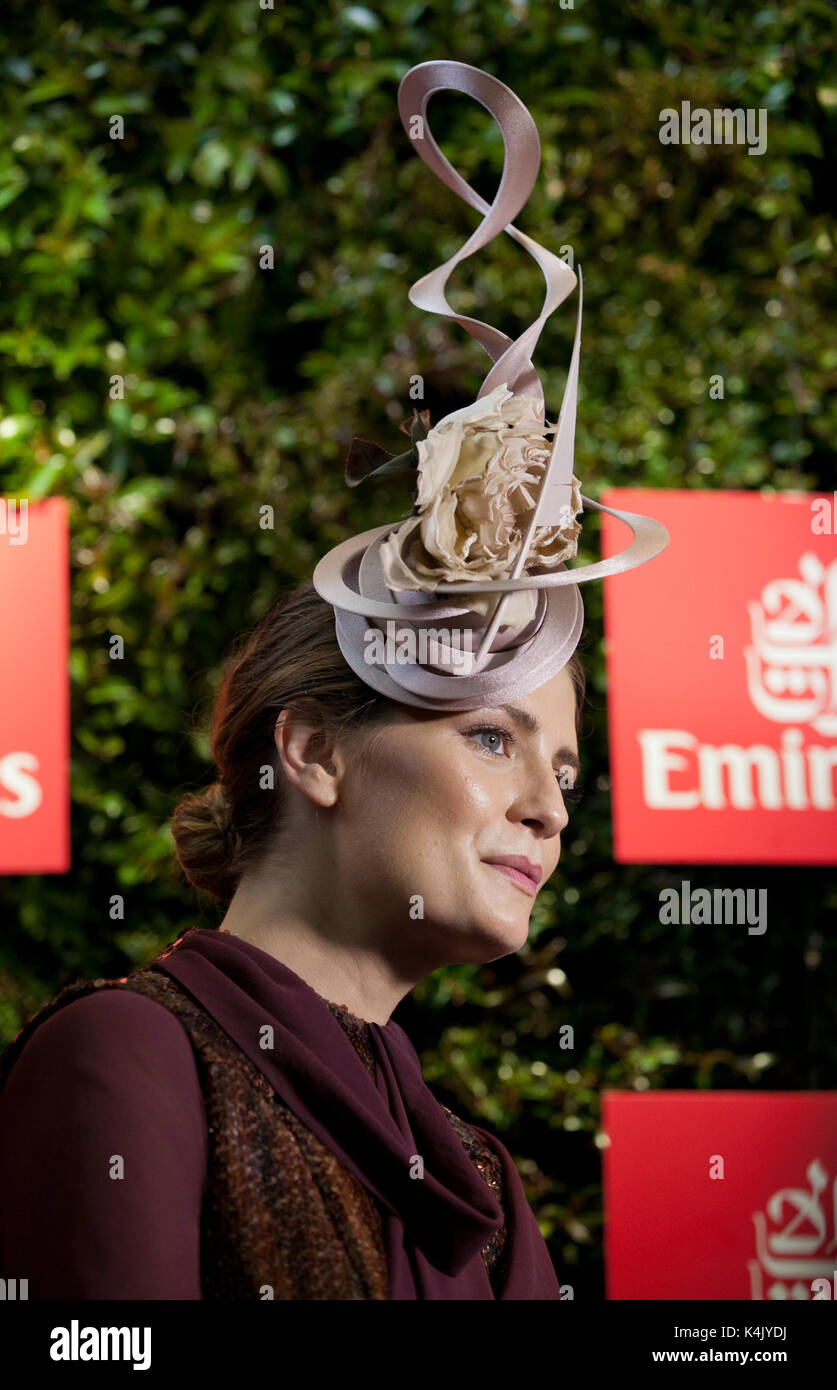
[{"xmin": 509, "ymin": 767, "xmax": 569, "ymax": 838}]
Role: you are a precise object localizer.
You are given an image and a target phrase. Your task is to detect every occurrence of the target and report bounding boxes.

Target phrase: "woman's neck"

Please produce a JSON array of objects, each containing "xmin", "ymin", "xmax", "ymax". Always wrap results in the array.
[{"xmin": 217, "ymin": 875, "xmax": 418, "ymax": 1026}]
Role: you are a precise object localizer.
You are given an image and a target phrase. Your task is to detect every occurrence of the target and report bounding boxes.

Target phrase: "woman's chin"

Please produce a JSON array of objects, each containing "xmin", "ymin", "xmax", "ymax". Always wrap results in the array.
[
  {"xmin": 413, "ymin": 887, "xmax": 533, "ymax": 960},
  {"xmin": 452, "ymin": 909, "xmax": 533, "ymax": 961}
]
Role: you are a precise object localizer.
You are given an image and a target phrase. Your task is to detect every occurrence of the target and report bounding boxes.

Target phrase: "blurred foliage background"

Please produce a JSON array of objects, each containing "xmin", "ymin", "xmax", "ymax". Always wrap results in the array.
[{"xmin": 1, "ymin": 0, "xmax": 835, "ymax": 1297}]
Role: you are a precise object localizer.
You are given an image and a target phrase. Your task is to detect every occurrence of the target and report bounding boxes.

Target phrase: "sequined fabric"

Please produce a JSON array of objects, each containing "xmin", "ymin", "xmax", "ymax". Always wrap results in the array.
[{"xmin": 0, "ymin": 966, "xmax": 508, "ymax": 1299}]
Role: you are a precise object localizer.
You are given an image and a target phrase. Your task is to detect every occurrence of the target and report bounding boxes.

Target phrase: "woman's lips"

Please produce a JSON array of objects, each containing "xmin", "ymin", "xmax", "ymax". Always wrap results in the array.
[{"xmin": 484, "ymin": 862, "xmax": 539, "ymax": 897}]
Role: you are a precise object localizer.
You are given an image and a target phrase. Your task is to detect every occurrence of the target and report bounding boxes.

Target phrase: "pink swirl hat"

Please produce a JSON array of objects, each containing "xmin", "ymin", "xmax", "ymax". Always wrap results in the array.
[{"xmin": 313, "ymin": 60, "xmax": 669, "ymax": 711}]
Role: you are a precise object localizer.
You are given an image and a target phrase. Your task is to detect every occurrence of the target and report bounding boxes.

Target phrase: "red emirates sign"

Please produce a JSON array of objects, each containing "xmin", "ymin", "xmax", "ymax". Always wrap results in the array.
[
  {"xmin": 603, "ymin": 1091, "xmax": 837, "ymax": 1300},
  {"xmin": 0, "ymin": 498, "xmax": 69, "ymax": 873},
  {"xmin": 601, "ymin": 489, "xmax": 837, "ymax": 864}
]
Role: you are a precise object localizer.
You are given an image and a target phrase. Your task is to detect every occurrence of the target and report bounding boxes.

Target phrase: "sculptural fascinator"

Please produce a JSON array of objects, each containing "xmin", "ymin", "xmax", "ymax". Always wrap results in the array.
[{"xmin": 313, "ymin": 59, "xmax": 670, "ymax": 711}]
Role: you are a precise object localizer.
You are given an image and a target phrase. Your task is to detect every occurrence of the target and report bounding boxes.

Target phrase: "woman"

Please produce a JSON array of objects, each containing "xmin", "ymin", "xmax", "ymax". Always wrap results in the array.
[
  {"xmin": 0, "ymin": 59, "xmax": 667, "ymax": 1301},
  {"xmin": 0, "ymin": 580, "xmax": 583, "ymax": 1301}
]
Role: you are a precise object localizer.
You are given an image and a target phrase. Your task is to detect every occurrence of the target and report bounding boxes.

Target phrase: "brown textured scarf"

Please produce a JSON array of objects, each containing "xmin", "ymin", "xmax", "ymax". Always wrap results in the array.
[{"xmin": 155, "ymin": 927, "xmax": 560, "ymax": 1300}]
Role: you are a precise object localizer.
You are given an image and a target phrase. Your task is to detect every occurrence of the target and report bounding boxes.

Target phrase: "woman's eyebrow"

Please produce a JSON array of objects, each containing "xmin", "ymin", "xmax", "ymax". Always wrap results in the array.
[{"xmin": 499, "ymin": 703, "xmax": 581, "ymax": 775}]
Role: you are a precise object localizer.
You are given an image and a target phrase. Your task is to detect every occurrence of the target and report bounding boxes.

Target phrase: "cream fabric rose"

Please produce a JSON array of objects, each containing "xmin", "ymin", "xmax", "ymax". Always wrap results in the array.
[{"xmin": 379, "ymin": 383, "xmax": 582, "ymax": 635}]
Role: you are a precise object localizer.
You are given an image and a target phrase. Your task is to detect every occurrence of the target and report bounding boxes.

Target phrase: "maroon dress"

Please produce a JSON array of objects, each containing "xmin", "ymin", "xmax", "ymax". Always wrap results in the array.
[{"xmin": 0, "ymin": 928, "xmax": 561, "ymax": 1299}]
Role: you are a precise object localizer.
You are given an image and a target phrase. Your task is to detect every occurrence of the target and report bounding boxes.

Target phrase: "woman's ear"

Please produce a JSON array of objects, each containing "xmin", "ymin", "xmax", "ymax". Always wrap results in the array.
[{"xmin": 273, "ymin": 704, "xmax": 343, "ymax": 808}]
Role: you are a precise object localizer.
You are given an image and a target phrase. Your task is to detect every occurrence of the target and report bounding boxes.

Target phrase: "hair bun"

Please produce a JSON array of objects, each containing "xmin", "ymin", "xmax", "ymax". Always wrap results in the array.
[{"xmin": 171, "ymin": 780, "xmax": 240, "ymax": 904}]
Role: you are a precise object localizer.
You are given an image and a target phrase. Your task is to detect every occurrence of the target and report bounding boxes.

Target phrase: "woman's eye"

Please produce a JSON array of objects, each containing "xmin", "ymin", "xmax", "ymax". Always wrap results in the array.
[{"xmin": 468, "ymin": 726, "xmax": 510, "ymax": 755}]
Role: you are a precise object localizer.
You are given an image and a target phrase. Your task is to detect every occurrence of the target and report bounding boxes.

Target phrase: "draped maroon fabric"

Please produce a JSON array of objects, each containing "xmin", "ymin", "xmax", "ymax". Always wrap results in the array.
[{"xmin": 155, "ymin": 927, "xmax": 560, "ymax": 1300}]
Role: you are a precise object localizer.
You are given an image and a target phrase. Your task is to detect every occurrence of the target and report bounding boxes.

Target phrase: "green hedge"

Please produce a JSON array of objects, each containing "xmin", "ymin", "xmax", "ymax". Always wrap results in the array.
[{"xmin": 1, "ymin": 0, "xmax": 835, "ymax": 1295}]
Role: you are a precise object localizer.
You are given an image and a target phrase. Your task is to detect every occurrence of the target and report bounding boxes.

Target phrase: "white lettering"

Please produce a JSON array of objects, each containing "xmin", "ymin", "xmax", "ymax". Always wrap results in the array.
[
  {"xmin": 50, "ymin": 1320, "xmax": 151, "ymax": 1371},
  {"xmin": 637, "ymin": 727, "xmax": 836, "ymax": 810},
  {"xmin": 0, "ymin": 752, "xmax": 43, "ymax": 818},
  {"xmin": 637, "ymin": 730, "xmax": 700, "ymax": 808}
]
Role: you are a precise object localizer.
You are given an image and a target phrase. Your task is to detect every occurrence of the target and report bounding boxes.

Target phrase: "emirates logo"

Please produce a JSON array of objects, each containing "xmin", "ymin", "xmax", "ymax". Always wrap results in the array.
[
  {"xmin": 745, "ymin": 554, "xmax": 837, "ymax": 737},
  {"xmin": 748, "ymin": 1159, "xmax": 837, "ymax": 1301}
]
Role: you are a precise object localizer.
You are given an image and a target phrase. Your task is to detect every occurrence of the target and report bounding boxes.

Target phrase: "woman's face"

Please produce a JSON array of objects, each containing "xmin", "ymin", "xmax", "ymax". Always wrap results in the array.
[{"xmin": 334, "ymin": 664, "xmax": 580, "ymax": 965}]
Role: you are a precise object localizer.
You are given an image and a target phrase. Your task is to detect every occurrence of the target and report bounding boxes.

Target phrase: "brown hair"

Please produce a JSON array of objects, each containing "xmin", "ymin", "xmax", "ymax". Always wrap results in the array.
[{"xmin": 171, "ymin": 580, "xmax": 587, "ymax": 904}]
